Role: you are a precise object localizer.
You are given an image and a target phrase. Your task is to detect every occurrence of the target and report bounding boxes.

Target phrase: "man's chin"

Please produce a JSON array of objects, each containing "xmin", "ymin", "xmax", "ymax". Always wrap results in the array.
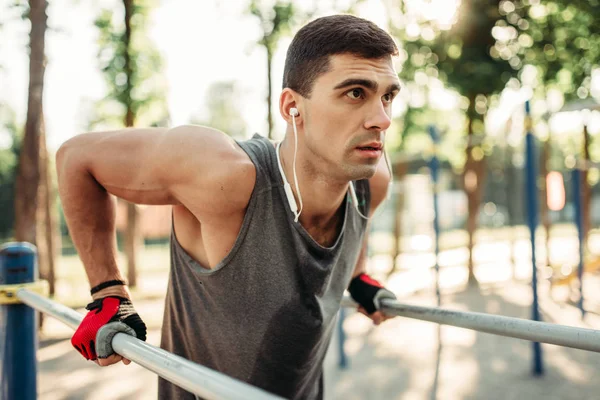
[{"xmin": 347, "ymin": 165, "xmax": 378, "ymax": 181}]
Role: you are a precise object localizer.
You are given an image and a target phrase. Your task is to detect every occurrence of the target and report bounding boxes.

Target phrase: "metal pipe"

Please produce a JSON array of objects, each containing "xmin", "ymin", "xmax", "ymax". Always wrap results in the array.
[
  {"xmin": 572, "ymin": 167, "xmax": 586, "ymax": 316},
  {"xmin": 524, "ymin": 100, "xmax": 544, "ymax": 375},
  {"xmin": 1, "ymin": 242, "xmax": 38, "ymax": 400},
  {"xmin": 341, "ymin": 297, "xmax": 600, "ymax": 353},
  {"xmin": 428, "ymin": 125, "xmax": 442, "ymax": 307},
  {"xmin": 16, "ymin": 290, "xmax": 284, "ymax": 400}
]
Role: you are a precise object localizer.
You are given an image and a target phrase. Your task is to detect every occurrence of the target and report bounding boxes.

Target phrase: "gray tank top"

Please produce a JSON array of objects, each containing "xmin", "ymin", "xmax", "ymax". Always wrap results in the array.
[{"xmin": 159, "ymin": 134, "xmax": 370, "ymax": 399}]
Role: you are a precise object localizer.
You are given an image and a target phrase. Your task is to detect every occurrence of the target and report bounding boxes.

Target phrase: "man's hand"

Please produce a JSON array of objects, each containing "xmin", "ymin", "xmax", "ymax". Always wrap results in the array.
[
  {"xmin": 71, "ymin": 294, "xmax": 146, "ymax": 366},
  {"xmin": 348, "ymin": 273, "xmax": 397, "ymax": 325},
  {"xmin": 356, "ymin": 306, "xmax": 394, "ymax": 325}
]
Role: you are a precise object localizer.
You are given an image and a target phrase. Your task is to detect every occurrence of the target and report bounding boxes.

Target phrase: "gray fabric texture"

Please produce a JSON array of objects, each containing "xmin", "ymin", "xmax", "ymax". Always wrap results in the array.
[{"xmin": 158, "ymin": 134, "xmax": 370, "ymax": 400}]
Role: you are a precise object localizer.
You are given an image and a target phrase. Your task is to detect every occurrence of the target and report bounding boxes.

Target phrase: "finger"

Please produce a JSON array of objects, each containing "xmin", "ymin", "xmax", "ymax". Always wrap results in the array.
[
  {"xmin": 357, "ymin": 306, "xmax": 368, "ymax": 316},
  {"xmin": 97, "ymin": 354, "xmax": 124, "ymax": 367},
  {"xmin": 371, "ymin": 311, "xmax": 384, "ymax": 325},
  {"xmin": 89, "ymin": 340, "xmax": 97, "ymax": 360},
  {"xmin": 122, "ymin": 358, "xmax": 131, "ymax": 365},
  {"xmin": 81, "ymin": 346, "xmax": 90, "ymax": 360},
  {"xmin": 73, "ymin": 344, "xmax": 84, "ymax": 357}
]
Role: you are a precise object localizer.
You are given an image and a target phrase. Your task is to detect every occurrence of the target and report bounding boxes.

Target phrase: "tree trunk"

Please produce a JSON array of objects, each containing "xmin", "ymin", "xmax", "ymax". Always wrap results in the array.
[
  {"xmin": 14, "ymin": 0, "xmax": 47, "ymax": 246},
  {"xmin": 390, "ymin": 162, "xmax": 408, "ymax": 278},
  {"xmin": 266, "ymin": 44, "xmax": 274, "ymax": 139},
  {"xmin": 463, "ymin": 98, "xmax": 487, "ymax": 286},
  {"xmin": 37, "ymin": 128, "xmax": 56, "ymax": 296},
  {"xmin": 540, "ymin": 139, "xmax": 551, "ymax": 267},
  {"xmin": 122, "ymin": 0, "xmax": 140, "ymax": 287}
]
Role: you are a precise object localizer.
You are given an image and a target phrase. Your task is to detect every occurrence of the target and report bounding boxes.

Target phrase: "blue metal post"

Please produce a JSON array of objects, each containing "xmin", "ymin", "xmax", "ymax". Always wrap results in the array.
[
  {"xmin": 428, "ymin": 125, "xmax": 441, "ymax": 307},
  {"xmin": 524, "ymin": 101, "xmax": 544, "ymax": 375},
  {"xmin": 0, "ymin": 242, "xmax": 38, "ymax": 400},
  {"xmin": 572, "ymin": 168, "xmax": 586, "ymax": 317},
  {"xmin": 337, "ymin": 307, "xmax": 348, "ymax": 369}
]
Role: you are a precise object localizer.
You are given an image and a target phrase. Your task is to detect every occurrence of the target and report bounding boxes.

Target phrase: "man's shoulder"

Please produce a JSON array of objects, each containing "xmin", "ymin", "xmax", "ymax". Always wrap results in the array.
[
  {"xmin": 168, "ymin": 124, "xmax": 255, "ymax": 168},
  {"xmin": 167, "ymin": 125, "xmax": 257, "ymax": 214}
]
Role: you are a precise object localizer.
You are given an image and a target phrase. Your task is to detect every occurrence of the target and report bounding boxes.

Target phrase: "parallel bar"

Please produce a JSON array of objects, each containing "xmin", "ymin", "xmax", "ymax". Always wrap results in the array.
[
  {"xmin": 340, "ymin": 297, "xmax": 600, "ymax": 353},
  {"xmin": 572, "ymin": 168, "xmax": 586, "ymax": 317},
  {"xmin": 16, "ymin": 290, "xmax": 284, "ymax": 400},
  {"xmin": 428, "ymin": 125, "xmax": 441, "ymax": 307},
  {"xmin": 1, "ymin": 243, "xmax": 38, "ymax": 400},
  {"xmin": 524, "ymin": 100, "xmax": 544, "ymax": 375}
]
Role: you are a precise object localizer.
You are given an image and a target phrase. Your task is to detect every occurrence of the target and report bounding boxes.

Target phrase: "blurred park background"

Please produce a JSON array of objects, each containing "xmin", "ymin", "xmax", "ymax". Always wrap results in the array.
[{"xmin": 2, "ymin": 0, "xmax": 600, "ymax": 398}]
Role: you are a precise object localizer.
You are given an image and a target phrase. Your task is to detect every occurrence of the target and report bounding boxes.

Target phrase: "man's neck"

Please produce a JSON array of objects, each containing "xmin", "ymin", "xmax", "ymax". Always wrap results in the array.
[{"xmin": 277, "ymin": 137, "xmax": 349, "ymax": 226}]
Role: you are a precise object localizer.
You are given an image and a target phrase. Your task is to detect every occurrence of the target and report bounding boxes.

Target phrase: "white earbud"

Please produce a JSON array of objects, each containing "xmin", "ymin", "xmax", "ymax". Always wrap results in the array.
[{"xmin": 276, "ymin": 106, "xmax": 303, "ymax": 222}]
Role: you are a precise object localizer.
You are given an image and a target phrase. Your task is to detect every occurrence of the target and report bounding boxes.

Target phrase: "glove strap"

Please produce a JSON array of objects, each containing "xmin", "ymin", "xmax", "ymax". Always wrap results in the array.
[{"xmin": 90, "ymin": 279, "xmax": 127, "ymax": 295}]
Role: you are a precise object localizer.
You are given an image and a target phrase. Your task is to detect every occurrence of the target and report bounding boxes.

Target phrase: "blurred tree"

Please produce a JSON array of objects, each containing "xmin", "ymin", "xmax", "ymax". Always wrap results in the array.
[
  {"xmin": 248, "ymin": 0, "xmax": 296, "ymax": 139},
  {"xmin": 247, "ymin": 0, "xmax": 364, "ymax": 138},
  {"xmin": 390, "ymin": 0, "xmax": 518, "ymax": 285},
  {"xmin": 505, "ymin": 0, "xmax": 600, "ymax": 249},
  {"xmin": 13, "ymin": 0, "xmax": 58, "ymax": 295},
  {"xmin": 91, "ymin": 0, "xmax": 169, "ymax": 287},
  {"xmin": 191, "ymin": 81, "xmax": 247, "ymax": 138}
]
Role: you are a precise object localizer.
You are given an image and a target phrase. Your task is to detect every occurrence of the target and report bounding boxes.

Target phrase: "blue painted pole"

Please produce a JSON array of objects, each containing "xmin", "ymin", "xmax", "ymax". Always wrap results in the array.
[
  {"xmin": 337, "ymin": 307, "xmax": 348, "ymax": 369},
  {"xmin": 0, "ymin": 242, "xmax": 38, "ymax": 399},
  {"xmin": 524, "ymin": 101, "xmax": 544, "ymax": 376},
  {"xmin": 428, "ymin": 125, "xmax": 441, "ymax": 307},
  {"xmin": 572, "ymin": 168, "xmax": 586, "ymax": 317}
]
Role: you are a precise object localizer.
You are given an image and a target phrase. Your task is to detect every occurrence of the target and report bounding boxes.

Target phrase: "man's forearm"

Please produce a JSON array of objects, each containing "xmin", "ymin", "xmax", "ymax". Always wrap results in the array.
[
  {"xmin": 57, "ymin": 146, "xmax": 125, "ymax": 293},
  {"xmin": 351, "ymin": 237, "xmax": 368, "ymax": 278}
]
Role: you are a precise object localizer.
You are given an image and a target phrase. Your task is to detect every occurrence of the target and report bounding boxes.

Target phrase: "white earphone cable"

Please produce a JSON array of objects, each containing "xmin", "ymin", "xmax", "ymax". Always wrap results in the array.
[{"xmin": 291, "ymin": 114, "xmax": 303, "ymax": 221}]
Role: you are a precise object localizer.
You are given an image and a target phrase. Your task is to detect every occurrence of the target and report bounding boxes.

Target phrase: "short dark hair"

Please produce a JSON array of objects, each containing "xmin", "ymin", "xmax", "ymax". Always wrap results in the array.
[{"xmin": 283, "ymin": 14, "xmax": 398, "ymax": 98}]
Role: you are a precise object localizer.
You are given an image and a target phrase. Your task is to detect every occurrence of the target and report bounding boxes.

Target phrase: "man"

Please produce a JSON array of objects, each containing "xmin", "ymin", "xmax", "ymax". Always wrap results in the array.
[{"xmin": 57, "ymin": 14, "xmax": 400, "ymax": 400}]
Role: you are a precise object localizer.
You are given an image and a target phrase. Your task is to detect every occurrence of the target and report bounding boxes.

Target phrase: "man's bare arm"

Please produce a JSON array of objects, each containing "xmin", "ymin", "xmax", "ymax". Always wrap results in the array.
[
  {"xmin": 56, "ymin": 125, "xmax": 255, "ymax": 296},
  {"xmin": 352, "ymin": 156, "xmax": 391, "ymax": 278},
  {"xmin": 349, "ymin": 157, "xmax": 392, "ymax": 325}
]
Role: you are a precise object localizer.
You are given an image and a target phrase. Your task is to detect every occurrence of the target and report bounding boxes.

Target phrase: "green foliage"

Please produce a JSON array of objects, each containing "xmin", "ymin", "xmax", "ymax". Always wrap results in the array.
[
  {"xmin": 89, "ymin": 0, "xmax": 168, "ymax": 130},
  {"xmin": 191, "ymin": 81, "xmax": 247, "ymax": 138},
  {"xmin": 7, "ymin": 0, "xmax": 29, "ymax": 20},
  {"xmin": 434, "ymin": 1, "xmax": 515, "ymax": 104},
  {"xmin": 249, "ymin": 0, "xmax": 296, "ymax": 49},
  {"xmin": 388, "ymin": 0, "xmax": 516, "ymax": 166},
  {"xmin": 502, "ymin": 0, "xmax": 600, "ymax": 101},
  {"xmin": 397, "ymin": 0, "xmax": 515, "ymax": 118},
  {"xmin": 0, "ymin": 104, "xmax": 21, "ymax": 239}
]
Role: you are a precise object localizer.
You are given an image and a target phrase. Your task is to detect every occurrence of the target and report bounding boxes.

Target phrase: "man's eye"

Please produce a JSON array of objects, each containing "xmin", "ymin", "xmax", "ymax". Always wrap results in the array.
[
  {"xmin": 383, "ymin": 93, "xmax": 395, "ymax": 103},
  {"xmin": 346, "ymin": 88, "xmax": 363, "ymax": 100}
]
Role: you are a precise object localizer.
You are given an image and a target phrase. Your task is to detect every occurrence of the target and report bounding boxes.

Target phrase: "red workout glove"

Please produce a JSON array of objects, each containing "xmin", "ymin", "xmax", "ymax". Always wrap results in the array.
[
  {"xmin": 348, "ymin": 273, "xmax": 396, "ymax": 314},
  {"xmin": 71, "ymin": 296, "xmax": 147, "ymax": 361}
]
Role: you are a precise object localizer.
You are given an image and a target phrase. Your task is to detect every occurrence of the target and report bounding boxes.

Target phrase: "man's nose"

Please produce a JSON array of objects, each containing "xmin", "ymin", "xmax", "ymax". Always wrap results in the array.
[{"xmin": 364, "ymin": 101, "xmax": 392, "ymax": 132}]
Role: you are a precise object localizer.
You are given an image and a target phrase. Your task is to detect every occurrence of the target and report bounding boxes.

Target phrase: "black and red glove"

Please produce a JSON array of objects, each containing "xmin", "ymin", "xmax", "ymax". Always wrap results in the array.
[
  {"xmin": 348, "ymin": 273, "xmax": 396, "ymax": 314},
  {"xmin": 71, "ymin": 296, "xmax": 147, "ymax": 361}
]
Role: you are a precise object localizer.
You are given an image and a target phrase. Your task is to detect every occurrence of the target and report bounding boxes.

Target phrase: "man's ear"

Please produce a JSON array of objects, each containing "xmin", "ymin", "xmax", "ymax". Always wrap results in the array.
[{"xmin": 279, "ymin": 88, "xmax": 303, "ymax": 124}]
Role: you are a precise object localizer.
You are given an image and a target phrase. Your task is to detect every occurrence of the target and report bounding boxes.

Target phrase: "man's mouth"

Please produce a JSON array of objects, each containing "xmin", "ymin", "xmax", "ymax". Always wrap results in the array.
[
  {"xmin": 357, "ymin": 146, "xmax": 381, "ymax": 151},
  {"xmin": 356, "ymin": 142, "xmax": 383, "ymax": 151}
]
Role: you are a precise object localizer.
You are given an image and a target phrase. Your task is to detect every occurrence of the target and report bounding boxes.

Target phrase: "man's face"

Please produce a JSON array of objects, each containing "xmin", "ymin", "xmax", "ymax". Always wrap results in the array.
[{"xmin": 301, "ymin": 53, "xmax": 400, "ymax": 181}]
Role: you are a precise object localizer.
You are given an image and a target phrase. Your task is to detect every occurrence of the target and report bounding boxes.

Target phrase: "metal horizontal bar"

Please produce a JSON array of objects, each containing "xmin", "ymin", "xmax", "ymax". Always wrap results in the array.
[
  {"xmin": 341, "ymin": 296, "xmax": 600, "ymax": 353},
  {"xmin": 16, "ymin": 290, "xmax": 284, "ymax": 400}
]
